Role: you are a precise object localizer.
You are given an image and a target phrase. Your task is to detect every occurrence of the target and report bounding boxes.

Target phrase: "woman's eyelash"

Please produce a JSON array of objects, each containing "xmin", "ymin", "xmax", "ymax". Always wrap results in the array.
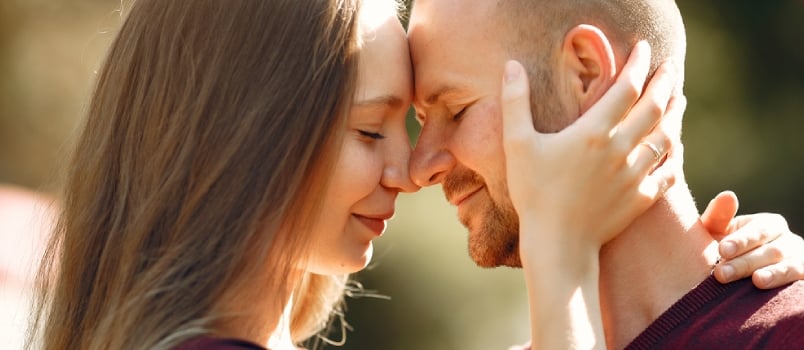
[{"xmin": 358, "ymin": 130, "xmax": 386, "ymax": 140}]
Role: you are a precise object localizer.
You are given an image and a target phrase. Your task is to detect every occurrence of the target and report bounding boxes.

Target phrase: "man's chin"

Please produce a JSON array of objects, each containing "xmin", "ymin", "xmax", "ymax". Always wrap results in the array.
[
  {"xmin": 467, "ymin": 232, "xmax": 523, "ymax": 268},
  {"xmin": 469, "ymin": 250, "xmax": 523, "ymax": 268},
  {"xmin": 455, "ymin": 185, "xmax": 522, "ymax": 267}
]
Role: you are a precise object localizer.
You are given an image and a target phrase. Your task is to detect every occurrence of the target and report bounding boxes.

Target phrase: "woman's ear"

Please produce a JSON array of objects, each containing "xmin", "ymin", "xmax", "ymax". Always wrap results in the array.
[{"xmin": 559, "ymin": 24, "xmax": 617, "ymax": 113}]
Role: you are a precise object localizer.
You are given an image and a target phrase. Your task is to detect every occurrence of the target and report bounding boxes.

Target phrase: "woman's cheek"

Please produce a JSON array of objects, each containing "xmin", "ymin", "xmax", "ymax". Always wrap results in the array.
[{"xmin": 336, "ymin": 140, "xmax": 384, "ymax": 200}]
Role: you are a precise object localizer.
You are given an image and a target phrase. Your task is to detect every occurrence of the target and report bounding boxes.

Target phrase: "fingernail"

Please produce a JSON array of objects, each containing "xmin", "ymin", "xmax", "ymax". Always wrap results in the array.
[
  {"xmin": 504, "ymin": 61, "xmax": 520, "ymax": 84},
  {"xmin": 755, "ymin": 269, "xmax": 772, "ymax": 286},
  {"xmin": 721, "ymin": 241, "xmax": 737, "ymax": 258},
  {"xmin": 720, "ymin": 264, "xmax": 735, "ymax": 281}
]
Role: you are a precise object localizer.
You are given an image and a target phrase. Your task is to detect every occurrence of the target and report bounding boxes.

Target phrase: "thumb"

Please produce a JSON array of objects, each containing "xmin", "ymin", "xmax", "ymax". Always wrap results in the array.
[
  {"xmin": 700, "ymin": 190, "xmax": 739, "ymax": 239},
  {"xmin": 501, "ymin": 60, "xmax": 538, "ymax": 151}
]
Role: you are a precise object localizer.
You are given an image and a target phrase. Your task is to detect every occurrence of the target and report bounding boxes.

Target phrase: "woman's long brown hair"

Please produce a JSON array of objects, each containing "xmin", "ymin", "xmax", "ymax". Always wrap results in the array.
[{"xmin": 28, "ymin": 0, "xmax": 361, "ymax": 348}]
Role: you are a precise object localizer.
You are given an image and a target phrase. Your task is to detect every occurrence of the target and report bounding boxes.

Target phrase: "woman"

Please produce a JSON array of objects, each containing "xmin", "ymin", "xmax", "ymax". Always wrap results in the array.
[
  {"xmin": 25, "ymin": 0, "xmax": 800, "ymax": 349},
  {"xmin": 30, "ymin": 1, "xmax": 384, "ymax": 348}
]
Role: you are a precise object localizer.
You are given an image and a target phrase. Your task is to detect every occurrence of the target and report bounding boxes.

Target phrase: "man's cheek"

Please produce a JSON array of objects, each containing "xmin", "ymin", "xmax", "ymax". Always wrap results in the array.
[{"xmin": 456, "ymin": 100, "xmax": 503, "ymax": 155}]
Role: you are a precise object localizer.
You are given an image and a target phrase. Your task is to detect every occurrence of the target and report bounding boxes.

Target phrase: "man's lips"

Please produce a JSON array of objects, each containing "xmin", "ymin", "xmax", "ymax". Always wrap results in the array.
[{"xmin": 448, "ymin": 187, "xmax": 482, "ymax": 207}]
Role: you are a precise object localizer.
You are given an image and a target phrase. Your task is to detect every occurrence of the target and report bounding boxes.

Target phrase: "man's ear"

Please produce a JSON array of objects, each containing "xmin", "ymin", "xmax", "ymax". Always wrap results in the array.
[{"xmin": 559, "ymin": 24, "xmax": 617, "ymax": 113}]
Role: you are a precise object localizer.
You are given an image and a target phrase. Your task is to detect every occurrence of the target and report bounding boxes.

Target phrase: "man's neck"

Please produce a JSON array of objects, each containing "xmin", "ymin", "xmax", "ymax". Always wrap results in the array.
[{"xmin": 599, "ymin": 184, "xmax": 720, "ymax": 349}]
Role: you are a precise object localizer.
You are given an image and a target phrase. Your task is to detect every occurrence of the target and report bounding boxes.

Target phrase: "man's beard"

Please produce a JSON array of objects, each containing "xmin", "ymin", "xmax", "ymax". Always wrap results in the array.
[
  {"xmin": 444, "ymin": 65, "xmax": 565, "ymax": 269},
  {"xmin": 443, "ymin": 167, "xmax": 522, "ymax": 268},
  {"xmin": 466, "ymin": 191, "xmax": 522, "ymax": 268}
]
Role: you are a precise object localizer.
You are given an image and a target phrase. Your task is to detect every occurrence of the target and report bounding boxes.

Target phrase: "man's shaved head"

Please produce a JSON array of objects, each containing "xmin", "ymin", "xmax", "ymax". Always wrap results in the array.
[
  {"xmin": 498, "ymin": 0, "xmax": 687, "ymax": 133},
  {"xmin": 499, "ymin": 0, "xmax": 686, "ymax": 74}
]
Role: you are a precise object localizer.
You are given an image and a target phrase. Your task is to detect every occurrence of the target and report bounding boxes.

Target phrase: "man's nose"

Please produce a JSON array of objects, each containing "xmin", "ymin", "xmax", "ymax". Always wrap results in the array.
[{"xmin": 409, "ymin": 124, "xmax": 454, "ymax": 187}]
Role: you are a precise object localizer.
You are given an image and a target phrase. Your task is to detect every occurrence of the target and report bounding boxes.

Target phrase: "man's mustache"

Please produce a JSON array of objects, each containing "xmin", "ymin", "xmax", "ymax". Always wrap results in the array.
[{"xmin": 442, "ymin": 167, "xmax": 485, "ymax": 203}]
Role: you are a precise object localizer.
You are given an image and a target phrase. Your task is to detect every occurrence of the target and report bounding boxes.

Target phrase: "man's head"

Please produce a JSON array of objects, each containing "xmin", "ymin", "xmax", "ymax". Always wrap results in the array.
[{"xmin": 407, "ymin": 0, "xmax": 686, "ymax": 268}]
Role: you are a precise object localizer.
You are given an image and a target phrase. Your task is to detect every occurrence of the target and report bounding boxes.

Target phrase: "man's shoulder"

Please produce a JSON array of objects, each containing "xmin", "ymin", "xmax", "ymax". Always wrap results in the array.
[
  {"xmin": 698, "ymin": 278, "xmax": 804, "ymax": 345},
  {"xmin": 739, "ymin": 280, "xmax": 804, "ymax": 347},
  {"xmin": 705, "ymin": 278, "xmax": 802, "ymax": 345},
  {"xmin": 745, "ymin": 280, "xmax": 804, "ymax": 329},
  {"xmin": 727, "ymin": 278, "xmax": 804, "ymax": 320},
  {"xmin": 627, "ymin": 277, "xmax": 804, "ymax": 350}
]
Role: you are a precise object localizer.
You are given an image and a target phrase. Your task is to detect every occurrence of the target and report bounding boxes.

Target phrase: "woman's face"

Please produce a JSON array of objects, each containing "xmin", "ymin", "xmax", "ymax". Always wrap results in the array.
[{"xmin": 306, "ymin": 9, "xmax": 417, "ymax": 275}]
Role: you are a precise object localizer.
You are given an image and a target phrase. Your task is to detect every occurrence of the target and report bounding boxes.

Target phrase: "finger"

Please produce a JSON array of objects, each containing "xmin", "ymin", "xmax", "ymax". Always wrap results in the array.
[
  {"xmin": 700, "ymin": 190, "xmax": 739, "ymax": 239},
  {"xmin": 501, "ymin": 60, "xmax": 537, "ymax": 151},
  {"xmin": 617, "ymin": 60, "xmax": 678, "ymax": 146},
  {"xmin": 627, "ymin": 126, "xmax": 671, "ymax": 175},
  {"xmin": 657, "ymin": 94, "xmax": 686, "ymax": 145},
  {"xmin": 714, "ymin": 243, "xmax": 784, "ymax": 284},
  {"xmin": 644, "ymin": 94, "xmax": 685, "ymax": 174},
  {"xmin": 638, "ymin": 166, "xmax": 676, "ymax": 203},
  {"xmin": 718, "ymin": 213, "xmax": 788, "ymax": 260},
  {"xmin": 754, "ymin": 233, "xmax": 804, "ymax": 285},
  {"xmin": 578, "ymin": 41, "xmax": 652, "ymax": 132},
  {"xmin": 634, "ymin": 136, "xmax": 676, "ymax": 203},
  {"xmin": 752, "ymin": 259, "xmax": 804, "ymax": 289}
]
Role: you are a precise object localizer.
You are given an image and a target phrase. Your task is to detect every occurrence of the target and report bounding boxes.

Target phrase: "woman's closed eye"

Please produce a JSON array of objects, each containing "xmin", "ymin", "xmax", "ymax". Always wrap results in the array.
[{"xmin": 358, "ymin": 130, "xmax": 386, "ymax": 140}]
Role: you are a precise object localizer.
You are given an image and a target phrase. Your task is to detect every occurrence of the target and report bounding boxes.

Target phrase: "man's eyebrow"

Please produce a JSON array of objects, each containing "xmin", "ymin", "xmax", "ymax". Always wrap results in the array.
[{"xmin": 353, "ymin": 94, "xmax": 404, "ymax": 108}]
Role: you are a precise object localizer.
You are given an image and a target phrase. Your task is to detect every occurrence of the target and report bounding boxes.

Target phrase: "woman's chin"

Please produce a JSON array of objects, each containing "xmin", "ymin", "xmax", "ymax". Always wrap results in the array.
[{"xmin": 308, "ymin": 243, "xmax": 374, "ymax": 275}]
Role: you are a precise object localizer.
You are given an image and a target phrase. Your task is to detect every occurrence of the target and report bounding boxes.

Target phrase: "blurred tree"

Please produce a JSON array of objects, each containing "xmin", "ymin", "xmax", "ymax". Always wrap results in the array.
[{"xmin": 679, "ymin": 0, "xmax": 804, "ymax": 233}]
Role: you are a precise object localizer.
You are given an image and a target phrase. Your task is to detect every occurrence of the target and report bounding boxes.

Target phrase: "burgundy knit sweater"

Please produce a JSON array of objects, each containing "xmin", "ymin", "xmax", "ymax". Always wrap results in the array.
[{"xmin": 625, "ymin": 275, "xmax": 804, "ymax": 349}]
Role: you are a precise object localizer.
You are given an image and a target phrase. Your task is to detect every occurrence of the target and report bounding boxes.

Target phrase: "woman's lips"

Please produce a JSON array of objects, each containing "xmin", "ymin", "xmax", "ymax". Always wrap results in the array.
[{"xmin": 354, "ymin": 214, "xmax": 388, "ymax": 236}]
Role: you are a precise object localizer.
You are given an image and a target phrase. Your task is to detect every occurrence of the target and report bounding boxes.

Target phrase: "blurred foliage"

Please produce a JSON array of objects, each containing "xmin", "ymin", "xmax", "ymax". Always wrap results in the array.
[
  {"xmin": 678, "ymin": 0, "xmax": 804, "ymax": 229},
  {"xmin": 0, "ymin": 1, "xmax": 801, "ymax": 349}
]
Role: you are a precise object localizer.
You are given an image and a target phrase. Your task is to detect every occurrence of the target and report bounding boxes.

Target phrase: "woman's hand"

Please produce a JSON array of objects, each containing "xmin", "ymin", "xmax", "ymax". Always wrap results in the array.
[
  {"xmin": 502, "ymin": 41, "xmax": 679, "ymax": 256},
  {"xmin": 501, "ymin": 41, "xmax": 681, "ymax": 349},
  {"xmin": 700, "ymin": 191, "xmax": 804, "ymax": 288}
]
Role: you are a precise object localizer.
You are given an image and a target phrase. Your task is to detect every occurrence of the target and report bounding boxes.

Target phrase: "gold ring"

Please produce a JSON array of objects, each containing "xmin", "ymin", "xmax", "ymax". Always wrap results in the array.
[{"xmin": 639, "ymin": 142, "xmax": 662, "ymax": 162}]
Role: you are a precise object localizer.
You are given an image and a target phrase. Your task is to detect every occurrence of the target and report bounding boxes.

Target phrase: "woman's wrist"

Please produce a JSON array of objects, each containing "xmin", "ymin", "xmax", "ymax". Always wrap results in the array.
[
  {"xmin": 519, "ymin": 219, "xmax": 602, "ymax": 280},
  {"xmin": 520, "ymin": 224, "xmax": 605, "ymax": 350}
]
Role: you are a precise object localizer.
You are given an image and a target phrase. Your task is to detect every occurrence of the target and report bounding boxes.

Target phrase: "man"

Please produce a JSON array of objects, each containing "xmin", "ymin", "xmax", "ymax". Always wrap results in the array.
[{"xmin": 406, "ymin": 0, "xmax": 803, "ymax": 348}]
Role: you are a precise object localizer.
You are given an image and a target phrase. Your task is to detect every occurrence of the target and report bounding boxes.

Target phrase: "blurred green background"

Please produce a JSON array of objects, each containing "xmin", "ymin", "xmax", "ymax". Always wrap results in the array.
[{"xmin": 0, "ymin": 1, "xmax": 801, "ymax": 349}]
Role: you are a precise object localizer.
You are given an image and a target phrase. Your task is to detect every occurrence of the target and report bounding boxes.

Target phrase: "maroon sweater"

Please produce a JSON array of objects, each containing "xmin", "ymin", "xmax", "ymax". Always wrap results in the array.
[{"xmin": 626, "ymin": 276, "xmax": 804, "ymax": 349}]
